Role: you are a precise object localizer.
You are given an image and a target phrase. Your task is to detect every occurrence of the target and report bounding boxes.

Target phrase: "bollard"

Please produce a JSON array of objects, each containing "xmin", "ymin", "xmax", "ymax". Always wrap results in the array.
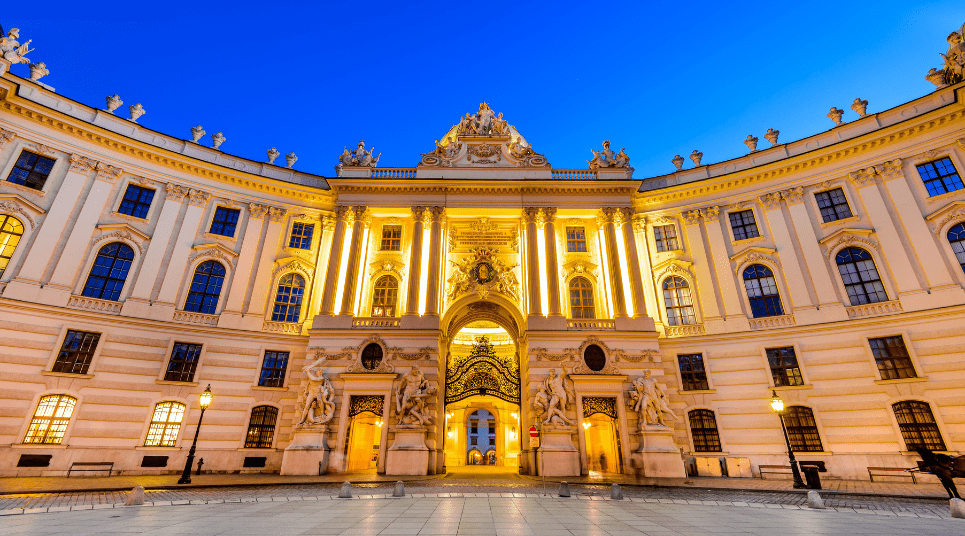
[
  {"xmin": 124, "ymin": 486, "xmax": 145, "ymax": 506},
  {"xmin": 806, "ymin": 490, "xmax": 825, "ymax": 509},
  {"xmin": 338, "ymin": 481, "xmax": 352, "ymax": 499},
  {"xmin": 393, "ymin": 481, "xmax": 405, "ymax": 497},
  {"xmin": 951, "ymin": 498, "xmax": 965, "ymax": 519},
  {"xmin": 558, "ymin": 481, "xmax": 571, "ymax": 498},
  {"xmin": 610, "ymin": 484, "xmax": 624, "ymax": 500}
]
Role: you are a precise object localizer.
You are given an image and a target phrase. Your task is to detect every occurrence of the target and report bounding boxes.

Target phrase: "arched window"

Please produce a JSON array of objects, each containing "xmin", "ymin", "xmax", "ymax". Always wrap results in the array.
[
  {"xmin": 784, "ymin": 406, "xmax": 823, "ymax": 452},
  {"xmin": 245, "ymin": 406, "xmax": 279, "ymax": 449},
  {"xmin": 742, "ymin": 265, "xmax": 784, "ymax": 318},
  {"xmin": 184, "ymin": 261, "xmax": 226, "ymax": 314},
  {"xmin": 81, "ymin": 243, "xmax": 135, "ymax": 301},
  {"xmin": 271, "ymin": 273, "xmax": 306, "ymax": 323},
  {"xmin": 361, "ymin": 343, "xmax": 383, "ymax": 371},
  {"xmin": 23, "ymin": 394, "xmax": 76, "ymax": 444},
  {"xmin": 0, "ymin": 214, "xmax": 24, "ymax": 276},
  {"xmin": 893, "ymin": 401, "xmax": 946, "ymax": 451},
  {"xmin": 948, "ymin": 223, "xmax": 965, "ymax": 274},
  {"xmin": 568, "ymin": 277, "xmax": 595, "ymax": 319},
  {"xmin": 835, "ymin": 247, "xmax": 887, "ymax": 305},
  {"xmin": 371, "ymin": 275, "xmax": 399, "ymax": 317},
  {"xmin": 144, "ymin": 402, "xmax": 186, "ymax": 447},
  {"xmin": 688, "ymin": 409, "xmax": 722, "ymax": 453},
  {"xmin": 662, "ymin": 276, "xmax": 696, "ymax": 325}
]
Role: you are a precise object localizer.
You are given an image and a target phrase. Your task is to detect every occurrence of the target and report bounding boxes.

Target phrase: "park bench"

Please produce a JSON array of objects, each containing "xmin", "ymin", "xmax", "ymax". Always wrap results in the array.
[
  {"xmin": 868, "ymin": 466, "xmax": 917, "ymax": 483},
  {"xmin": 758, "ymin": 464, "xmax": 793, "ymax": 479},
  {"xmin": 67, "ymin": 461, "xmax": 114, "ymax": 477}
]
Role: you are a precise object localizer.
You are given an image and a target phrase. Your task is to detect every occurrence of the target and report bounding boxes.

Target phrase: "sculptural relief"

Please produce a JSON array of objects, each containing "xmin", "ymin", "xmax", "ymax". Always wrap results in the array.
[
  {"xmin": 297, "ymin": 365, "xmax": 337, "ymax": 426},
  {"xmin": 395, "ymin": 366, "xmax": 436, "ymax": 426},
  {"xmin": 627, "ymin": 370, "xmax": 677, "ymax": 428}
]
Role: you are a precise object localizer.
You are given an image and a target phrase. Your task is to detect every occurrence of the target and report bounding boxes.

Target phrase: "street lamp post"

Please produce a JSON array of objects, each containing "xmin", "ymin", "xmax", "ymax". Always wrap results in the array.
[
  {"xmin": 769, "ymin": 390, "xmax": 807, "ymax": 489},
  {"xmin": 178, "ymin": 385, "xmax": 212, "ymax": 485}
]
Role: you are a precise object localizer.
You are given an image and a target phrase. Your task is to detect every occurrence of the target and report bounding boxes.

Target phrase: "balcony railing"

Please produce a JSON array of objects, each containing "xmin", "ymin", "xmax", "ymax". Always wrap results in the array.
[
  {"xmin": 551, "ymin": 169, "xmax": 597, "ymax": 180},
  {"xmin": 664, "ymin": 324, "xmax": 706, "ymax": 337},
  {"xmin": 566, "ymin": 319, "xmax": 615, "ymax": 330},
  {"xmin": 846, "ymin": 300, "xmax": 902, "ymax": 319},
  {"xmin": 748, "ymin": 314, "xmax": 796, "ymax": 330},
  {"xmin": 371, "ymin": 168, "xmax": 417, "ymax": 179},
  {"xmin": 172, "ymin": 311, "xmax": 218, "ymax": 326},
  {"xmin": 352, "ymin": 317, "xmax": 401, "ymax": 328},
  {"xmin": 67, "ymin": 295, "xmax": 121, "ymax": 314}
]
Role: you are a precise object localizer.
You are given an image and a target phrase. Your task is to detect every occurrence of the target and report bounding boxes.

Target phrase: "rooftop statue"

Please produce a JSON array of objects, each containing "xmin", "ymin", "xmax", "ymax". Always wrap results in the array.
[
  {"xmin": 338, "ymin": 140, "xmax": 380, "ymax": 168},
  {"xmin": 0, "ymin": 28, "xmax": 33, "ymax": 65}
]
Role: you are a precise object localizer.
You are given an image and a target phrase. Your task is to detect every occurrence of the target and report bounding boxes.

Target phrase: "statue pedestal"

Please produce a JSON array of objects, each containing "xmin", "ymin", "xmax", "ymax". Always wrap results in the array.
[
  {"xmin": 537, "ymin": 424, "xmax": 580, "ymax": 477},
  {"xmin": 280, "ymin": 424, "xmax": 331, "ymax": 476},
  {"xmin": 385, "ymin": 425, "xmax": 429, "ymax": 476},
  {"xmin": 631, "ymin": 424, "xmax": 685, "ymax": 478}
]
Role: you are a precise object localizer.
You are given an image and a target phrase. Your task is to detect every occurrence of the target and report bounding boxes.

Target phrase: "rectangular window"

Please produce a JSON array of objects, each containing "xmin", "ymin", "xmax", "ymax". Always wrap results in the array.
[
  {"xmin": 117, "ymin": 184, "xmax": 156, "ymax": 219},
  {"xmin": 765, "ymin": 347, "xmax": 804, "ymax": 387},
  {"xmin": 7, "ymin": 151, "xmax": 56, "ymax": 191},
  {"xmin": 258, "ymin": 351, "xmax": 290, "ymax": 388},
  {"xmin": 814, "ymin": 188, "xmax": 853, "ymax": 223},
  {"xmin": 566, "ymin": 226, "xmax": 587, "ymax": 252},
  {"xmin": 288, "ymin": 222, "xmax": 314, "ymax": 250},
  {"xmin": 653, "ymin": 224, "xmax": 679, "ymax": 252},
  {"xmin": 164, "ymin": 343, "xmax": 203, "ymax": 383},
  {"xmin": 729, "ymin": 210, "xmax": 760, "ymax": 241},
  {"xmin": 52, "ymin": 330, "xmax": 101, "ymax": 375},
  {"xmin": 379, "ymin": 225, "xmax": 402, "ymax": 251},
  {"xmin": 916, "ymin": 158, "xmax": 963, "ymax": 197},
  {"xmin": 678, "ymin": 353, "xmax": 709, "ymax": 391},
  {"xmin": 209, "ymin": 206, "xmax": 240, "ymax": 237},
  {"xmin": 868, "ymin": 336, "xmax": 917, "ymax": 380}
]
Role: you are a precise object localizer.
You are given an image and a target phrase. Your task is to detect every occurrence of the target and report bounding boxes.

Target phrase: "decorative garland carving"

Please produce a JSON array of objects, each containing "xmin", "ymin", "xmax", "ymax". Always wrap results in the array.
[
  {"xmin": 349, "ymin": 395, "xmax": 385, "ymax": 418},
  {"xmin": 582, "ymin": 396, "xmax": 617, "ymax": 419}
]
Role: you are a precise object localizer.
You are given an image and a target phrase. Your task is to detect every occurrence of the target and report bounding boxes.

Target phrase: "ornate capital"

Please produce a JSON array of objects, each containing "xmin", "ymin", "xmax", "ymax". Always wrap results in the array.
[
  {"xmin": 68, "ymin": 154, "xmax": 97, "ymax": 174},
  {"xmin": 268, "ymin": 207, "xmax": 288, "ymax": 223},
  {"xmin": 848, "ymin": 167, "xmax": 878, "ymax": 187},
  {"xmin": 702, "ymin": 206, "xmax": 720, "ymax": 222},
  {"xmin": 874, "ymin": 159, "xmax": 904, "ymax": 181},
  {"xmin": 782, "ymin": 186, "xmax": 805, "ymax": 205},
  {"xmin": 94, "ymin": 162, "xmax": 122, "ymax": 183},
  {"xmin": 165, "ymin": 183, "xmax": 188, "ymax": 201},
  {"xmin": 249, "ymin": 203, "xmax": 269, "ymax": 219},
  {"xmin": 0, "ymin": 128, "xmax": 15, "ymax": 147},
  {"xmin": 186, "ymin": 188, "xmax": 210, "ymax": 207},
  {"xmin": 758, "ymin": 192, "xmax": 783, "ymax": 210},
  {"xmin": 681, "ymin": 210, "xmax": 702, "ymax": 226}
]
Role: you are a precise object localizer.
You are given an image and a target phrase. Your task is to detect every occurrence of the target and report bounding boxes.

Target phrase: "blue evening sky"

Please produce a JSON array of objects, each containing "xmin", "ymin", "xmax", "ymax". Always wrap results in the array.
[{"xmin": 3, "ymin": 2, "xmax": 963, "ymax": 178}]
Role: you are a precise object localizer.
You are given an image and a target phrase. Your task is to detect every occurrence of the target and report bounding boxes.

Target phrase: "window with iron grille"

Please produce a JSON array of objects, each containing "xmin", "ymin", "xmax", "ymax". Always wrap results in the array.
[
  {"xmin": 245, "ymin": 406, "xmax": 278, "ymax": 448},
  {"xmin": 653, "ymin": 224, "xmax": 679, "ymax": 252},
  {"xmin": 688, "ymin": 409, "xmax": 722, "ymax": 452},
  {"xmin": 271, "ymin": 273, "xmax": 305, "ymax": 323},
  {"xmin": 0, "ymin": 214, "xmax": 25, "ymax": 277},
  {"xmin": 371, "ymin": 275, "xmax": 399, "ymax": 317},
  {"xmin": 742, "ymin": 265, "xmax": 784, "ymax": 318},
  {"xmin": 209, "ymin": 206, "xmax": 240, "ymax": 237},
  {"xmin": 258, "ymin": 351, "xmax": 289, "ymax": 388},
  {"xmin": 566, "ymin": 226, "xmax": 587, "ymax": 252},
  {"xmin": 892, "ymin": 401, "xmax": 946, "ymax": 451},
  {"xmin": 23, "ymin": 395, "xmax": 76, "ymax": 444},
  {"xmin": 81, "ymin": 243, "xmax": 135, "ymax": 301},
  {"xmin": 568, "ymin": 277, "xmax": 595, "ymax": 318},
  {"xmin": 835, "ymin": 247, "xmax": 888, "ymax": 305},
  {"xmin": 52, "ymin": 330, "xmax": 101, "ymax": 375},
  {"xmin": 164, "ymin": 343, "xmax": 203, "ymax": 383},
  {"xmin": 117, "ymin": 184, "xmax": 155, "ymax": 219},
  {"xmin": 766, "ymin": 347, "xmax": 804, "ymax": 387},
  {"xmin": 948, "ymin": 223, "xmax": 965, "ymax": 274},
  {"xmin": 7, "ymin": 151, "xmax": 55, "ymax": 190},
  {"xmin": 144, "ymin": 402, "xmax": 185, "ymax": 447},
  {"xmin": 784, "ymin": 406, "xmax": 823, "ymax": 452},
  {"xmin": 729, "ymin": 210, "xmax": 760, "ymax": 241},
  {"xmin": 814, "ymin": 188, "xmax": 853, "ymax": 223},
  {"xmin": 868, "ymin": 336, "xmax": 917, "ymax": 380},
  {"xmin": 379, "ymin": 225, "xmax": 402, "ymax": 251},
  {"xmin": 288, "ymin": 222, "xmax": 314, "ymax": 250},
  {"xmin": 662, "ymin": 276, "xmax": 696, "ymax": 325},
  {"xmin": 678, "ymin": 354, "xmax": 709, "ymax": 391},
  {"xmin": 916, "ymin": 158, "xmax": 963, "ymax": 197},
  {"xmin": 183, "ymin": 261, "xmax": 226, "ymax": 314}
]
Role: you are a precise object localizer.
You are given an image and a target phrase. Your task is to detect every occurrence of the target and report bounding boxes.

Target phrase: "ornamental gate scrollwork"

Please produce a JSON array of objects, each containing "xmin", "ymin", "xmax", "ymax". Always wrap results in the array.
[
  {"xmin": 349, "ymin": 395, "xmax": 384, "ymax": 418},
  {"xmin": 445, "ymin": 336, "xmax": 520, "ymax": 406}
]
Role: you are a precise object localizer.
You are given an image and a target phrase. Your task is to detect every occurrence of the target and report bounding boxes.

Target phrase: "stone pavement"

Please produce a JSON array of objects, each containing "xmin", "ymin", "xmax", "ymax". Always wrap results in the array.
[{"xmin": 2, "ymin": 495, "xmax": 963, "ymax": 536}]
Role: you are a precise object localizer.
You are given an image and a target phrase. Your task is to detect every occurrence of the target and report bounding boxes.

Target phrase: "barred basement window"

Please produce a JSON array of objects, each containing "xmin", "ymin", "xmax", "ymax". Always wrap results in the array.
[
  {"xmin": 784, "ymin": 406, "xmax": 823, "ymax": 452},
  {"xmin": 948, "ymin": 222, "xmax": 965, "ymax": 274},
  {"xmin": 117, "ymin": 184, "xmax": 155, "ymax": 219},
  {"xmin": 81, "ymin": 243, "xmax": 134, "ymax": 301},
  {"xmin": 144, "ymin": 402, "xmax": 185, "ymax": 447},
  {"xmin": 729, "ymin": 210, "xmax": 760, "ymax": 241},
  {"xmin": 23, "ymin": 395, "xmax": 76, "ymax": 444},
  {"xmin": 271, "ymin": 273, "xmax": 305, "ymax": 323},
  {"xmin": 653, "ymin": 224, "xmax": 679, "ymax": 252},
  {"xmin": 245, "ymin": 406, "xmax": 278, "ymax": 448},
  {"xmin": 566, "ymin": 226, "xmax": 587, "ymax": 252},
  {"xmin": 916, "ymin": 158, "xmax": 963, "ymax": 197},
  {"xmin": 0, "ymin": 214, "xmax": 25, "ymax": 277},
  {"xmin": 662, "ymin": 276, "xmax": 696, "ymax": 326},
  {"xmin": 568, "ymin": 277, "xmax": 595, "ymax": 319},
  {"xmin": 814, "ymin": 188, "xmax": 853, "ymax": 223},
  {"xmin": 742, "ymin": 265, "xmax": 784, "ymax": 318},
  {"xmin": 209, "ymin": 206, "xmax": 240, "ymax": 237},
  {"xmin": 892, "ymin": 401, "xmax": 946, "ymax": 451},
  {"xmin": 288, "ymin": 222, "xmax": 314, "ymax": 250},
  {"xmin": 164, "ymin": 343, "xmax": 203, "ymax": 383},
  {"xmin": 766, "ymin": 347, "xmax": 804, "ymax": 387},
  {"xmin": 52, "ymin": 330, "xmax": 101, "ymax": 375},
  {"xmin": 7, "ymin": 151, "xmax": 55, "ymax": 190},
  {"xmin": 835, "ymin": 247, "xmax": 888, "ymax": 305},
  {"xmin": 868, "ymin": 336, "xmax": 917, "ymax": 380},
  {"xmin": 688, "ymin": 409, "xmax": 722, "ymax": 452},
  {"xmin": 258, "ymin": 351, "xmax": 290, "ymax": 388},
  {"xmin": 371, "ymin": 275, "xmax": 399, "ymax": 317},
  {"xmin": 183, "ymin": 261, "xmax": 226, "ymax": 314},
  {"xmin": 379, "ymin": 225, "xmax": 402, "ymax": 251},
  {"xmin": 678, "ymin": 354, "xmax": 708, "ymax": 391}
]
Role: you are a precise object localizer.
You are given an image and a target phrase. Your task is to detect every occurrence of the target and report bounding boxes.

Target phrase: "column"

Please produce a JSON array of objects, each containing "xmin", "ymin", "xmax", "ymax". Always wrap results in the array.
[
  {"xmin": 244, "ymin": 207, "xmax": 288, "ymax": 318},
  {"xmin": 155, "ymin": 189, "xmax": 210, "ymax": 306},
  {"xmin": 220, "ymin": 204, "xmax": 268, "ymax": 315},
  {"xmin": 784, "ymin": 192, "xmax": 843, "ymax": 311},
  {"xmin": 319, "ymin": 207, "xmax": 350, "ymax": 316},
  {"xmin": 542, "ymin": 208, "xmax": 562, "ymax": 317},
  {"xmin": 700, "ymin": 206, "xmax": 747, "ymax": 327},
  {"xmin": 5, "ymin": 155, "xmax": 97, "ymax": 300},
  {"xmin": 523, "ymin": 208, "xmax": 542, "ymax": 316},
  {"xmin": 46, "ymin": 163, "xmax": 124, "ymax": 299},
  {"xmin": 759, "ymin": 192, "xmax": 813, "ymax": 315},
  {"xmin": 126, "ymin": 184, "xmax": 188, "ymax": 303},
  {"xmin": 601, "ymin": 208, "xmax": 627, "ymax": 318},
  {"xmin": 424, "ymin": 207, "xmax": 445, "ymax": 316},
  {"xmin": 619, "ymin": 208, "xmax": 646, "ymax": 318},
  {"xmin": 339, "ymin": 207, "xmax": 369, "ymax": 316},
  {"xmin": 404, "ymin": 207, "xmax": 426, "ymax": 316}
]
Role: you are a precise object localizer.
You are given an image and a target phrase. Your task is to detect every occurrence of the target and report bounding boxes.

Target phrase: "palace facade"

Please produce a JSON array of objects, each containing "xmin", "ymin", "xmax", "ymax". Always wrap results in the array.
[{"xmin": 1, "ymin": 24, "xmax": 964, "ymax": 481}]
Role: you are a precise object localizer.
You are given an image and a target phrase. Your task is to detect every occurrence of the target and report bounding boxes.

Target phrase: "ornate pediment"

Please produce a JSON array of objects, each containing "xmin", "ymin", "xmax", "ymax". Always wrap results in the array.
[{"xmin": 446, "ymin": 247, "xmax": 520, "ymax": 303}]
